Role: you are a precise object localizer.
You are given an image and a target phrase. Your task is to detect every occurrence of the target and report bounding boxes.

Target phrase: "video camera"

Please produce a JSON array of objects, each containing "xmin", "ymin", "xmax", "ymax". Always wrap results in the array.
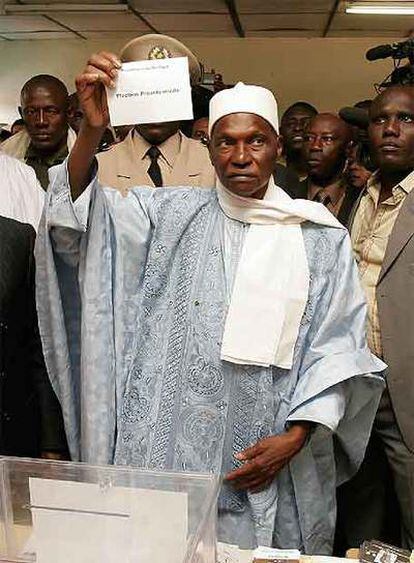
[{"xmin": 366, "ymin": 38, "xmax": 414, "ymax": 88}]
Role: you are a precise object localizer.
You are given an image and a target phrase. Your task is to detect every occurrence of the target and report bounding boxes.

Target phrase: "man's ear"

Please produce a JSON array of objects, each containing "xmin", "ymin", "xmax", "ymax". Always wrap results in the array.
[
  {"xmin": 18, "ymin": 106, "xmax": 23, "ymax": 119},
  {"xmin": 207, "ymin": 138, "xmax": 215, "ymax": 167},
  {"xmin": 275, "ymin": 134, "xmax": 283, "ymax": 159}
]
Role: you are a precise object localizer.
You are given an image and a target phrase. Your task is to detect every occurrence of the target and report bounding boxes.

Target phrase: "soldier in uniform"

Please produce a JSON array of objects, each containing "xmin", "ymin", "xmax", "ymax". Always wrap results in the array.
[{"xmin": 94, "ymin": 34, "xmax": 215, "ymax": 194}]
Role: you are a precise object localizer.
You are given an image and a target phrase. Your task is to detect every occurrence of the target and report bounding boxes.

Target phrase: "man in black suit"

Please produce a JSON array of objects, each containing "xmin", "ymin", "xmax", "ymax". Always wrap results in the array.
[
  {"xmin": 0, "ymin": 215, "xmax": 67, "ymax": 458},
  {"xmin": 299, "ymin": 113, "xmax": 360, "ymax": 226}
]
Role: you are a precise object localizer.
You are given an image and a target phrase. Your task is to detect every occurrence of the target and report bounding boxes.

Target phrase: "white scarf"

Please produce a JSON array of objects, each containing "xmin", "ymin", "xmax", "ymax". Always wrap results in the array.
[
  {"xmin": 217, "ymin": 177, "xmax": 344, "ymax": 369},
  {"xmin": 1, "ymin": 127, "xmax": 77, "ymax": 161}
]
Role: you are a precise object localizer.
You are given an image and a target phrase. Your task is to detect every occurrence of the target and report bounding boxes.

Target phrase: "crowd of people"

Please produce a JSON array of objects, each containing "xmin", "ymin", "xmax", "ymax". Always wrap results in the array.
[{"xmin": 1, "ymin": 33, "xmax": 414, "ymax": 556}]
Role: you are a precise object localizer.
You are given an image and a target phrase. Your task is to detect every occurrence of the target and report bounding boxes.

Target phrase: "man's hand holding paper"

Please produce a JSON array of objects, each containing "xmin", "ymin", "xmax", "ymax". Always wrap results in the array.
[
  {"xmin": 75, "ymin": 51, "xmax": 121, "ymax": 130},
  {"xmin": 70, "ymin": 49, "xmax": 195, "ymax": 199},
  {"xmin": 70, "ymin": 51, "xmax": 121, "ymax": 199}
]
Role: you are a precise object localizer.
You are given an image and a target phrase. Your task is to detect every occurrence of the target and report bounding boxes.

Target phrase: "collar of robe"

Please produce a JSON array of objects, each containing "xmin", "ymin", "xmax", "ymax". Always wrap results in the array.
[{"xmin": 216, "ymin": 176, "xmax": 344, "ymax": 369}]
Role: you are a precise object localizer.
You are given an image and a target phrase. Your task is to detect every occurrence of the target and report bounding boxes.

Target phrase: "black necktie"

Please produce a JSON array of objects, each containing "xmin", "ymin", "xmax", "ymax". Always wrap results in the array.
[
  {"xmin": 313, "ymin": 191, "xmax": 332, "ymax": 207},
  {"xmin": 146, "ymin": 146, "xmax": 163, "ymax": 187}
]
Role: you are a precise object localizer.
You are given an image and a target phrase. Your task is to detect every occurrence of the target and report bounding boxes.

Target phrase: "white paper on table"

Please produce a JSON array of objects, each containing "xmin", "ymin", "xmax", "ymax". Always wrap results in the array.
[
  {"xmin": 29, "ymin": 477, "xmax": 188, "ymax": 563},
  {"xmin": 217, "ymin": 542, "xmax": 253, "ymax": 563},
  {"xmin": 254, "ymin": 546, "xmax": 301, "ymax": 559},
  {"xmin": 106, "ymin": 56, "xmax": 194, "ymax": 126},
  {"xmin": 217, "ymin": 544, "xmax": 303, "ymax": 563}
]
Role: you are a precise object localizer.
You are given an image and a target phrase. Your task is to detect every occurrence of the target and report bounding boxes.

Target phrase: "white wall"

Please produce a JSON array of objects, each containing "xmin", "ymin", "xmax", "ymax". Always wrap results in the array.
[{"xmin": 0, "ymin": 35, "xmax": 399, "ymax": 125}]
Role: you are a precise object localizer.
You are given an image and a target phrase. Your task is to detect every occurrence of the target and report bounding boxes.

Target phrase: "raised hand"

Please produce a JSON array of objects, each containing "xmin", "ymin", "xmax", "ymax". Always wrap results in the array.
[
  {"xmin": 69, "ymin": 51, "xmax": 121, "ymax": 198},
  {"xmin": 75, "ymin": 51, "xmax": 121, "ymax": 130}
]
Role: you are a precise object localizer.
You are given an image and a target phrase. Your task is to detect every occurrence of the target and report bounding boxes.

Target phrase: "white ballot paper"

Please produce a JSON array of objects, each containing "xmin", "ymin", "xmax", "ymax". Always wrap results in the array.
[
  {"xmin": 106, "ymin": 56, "xmax": 193, "ymax": 126},
  {"xmin": 29, "ymin": 477, "xmax": 187, "ymax": 563}
]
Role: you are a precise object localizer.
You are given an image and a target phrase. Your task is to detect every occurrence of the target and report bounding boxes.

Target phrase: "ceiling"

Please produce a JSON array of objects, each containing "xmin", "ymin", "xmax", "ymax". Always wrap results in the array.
[{"xmin": 0, "ymin": 0, "xmax": 412, "ymax": 41}]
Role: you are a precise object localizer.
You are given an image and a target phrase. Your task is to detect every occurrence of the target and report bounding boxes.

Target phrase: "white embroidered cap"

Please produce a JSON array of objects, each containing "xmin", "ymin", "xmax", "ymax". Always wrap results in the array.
[{"xmin": 208, "ymin": 81, "xmax": 279, "ymax": 135}]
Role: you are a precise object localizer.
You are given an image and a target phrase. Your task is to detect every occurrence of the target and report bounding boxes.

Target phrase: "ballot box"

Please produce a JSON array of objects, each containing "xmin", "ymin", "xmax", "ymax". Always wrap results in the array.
[{"xmin": 0, "ymin": 456, "xmax": 220, "ymax": 563}]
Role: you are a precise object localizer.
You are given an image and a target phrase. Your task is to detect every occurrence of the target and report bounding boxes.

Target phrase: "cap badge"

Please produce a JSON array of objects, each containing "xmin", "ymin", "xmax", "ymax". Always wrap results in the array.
[{"xmin": 148, "ymin": 46, "xmax": 172, "ymax": 60}]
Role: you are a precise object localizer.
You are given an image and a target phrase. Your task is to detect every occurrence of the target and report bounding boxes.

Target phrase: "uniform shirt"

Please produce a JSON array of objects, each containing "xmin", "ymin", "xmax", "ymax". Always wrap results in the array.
[
  {"xmin": 97, "ymin": 129, "xmax": 215, "ymax": 194},
  {"xmin": 351, "ymin": 170, "xmax": 414, "ymax": 357},
  {"xmin": 130, "ymin": 128, "xmax": 181, "ymax": 182},
  {"xmin": 25, "ymin": 142, "xmax": 68, "ymax": 191}
]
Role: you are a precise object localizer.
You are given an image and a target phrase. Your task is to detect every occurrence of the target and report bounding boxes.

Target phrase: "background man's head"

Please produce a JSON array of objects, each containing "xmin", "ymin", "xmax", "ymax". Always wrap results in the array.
[
  {"xmin": 345, "ymin": 142, "xmax": 373, "ymax": 190},
  {"xmin": 0, "ymin": 128, "xmax": 11, "ymax": 144},
  {"xmin": 20, "ymin": 74, "xmax": 69, "ymax": 154},
  {"xmin": 11, "ymin": 118, "xmax": 25, "ymax": 136},
  {"xmin": 368, "ymin": 85, "xmax": 414, "ymax": 177},
  {"xmin": 303, "ymin": 113, "xmax": 352, "ymax": 184},
  {"xmin": 354, "ymin": 99, "xmax": 373, "ymax": 112},
  {"xmin": 280, "ymin": 102, "xmax": 317, "ymax": 158},
  {"xmin": 191, "ymin": 117, "xmax": 209, "ymax": 143},
  {"xmin": 68, "ymin": 92, "xmax": 83, "ymax": 134},
  {"xmin": 181, "ymin": 85, "xmax": 213, "ymax": 140}
]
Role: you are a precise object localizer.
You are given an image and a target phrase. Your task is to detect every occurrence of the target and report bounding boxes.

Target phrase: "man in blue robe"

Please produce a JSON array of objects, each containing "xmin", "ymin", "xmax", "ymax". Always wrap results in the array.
[{"xmin": 36, "ymin": 51, "xmax": 384, "ymax": 554}]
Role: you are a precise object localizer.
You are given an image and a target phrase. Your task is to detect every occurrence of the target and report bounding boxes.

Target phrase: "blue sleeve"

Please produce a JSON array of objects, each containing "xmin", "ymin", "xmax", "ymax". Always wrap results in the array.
[
  {"xmin": 36, "ymin": 160, "xmax": 155, "ymax": 463},
  {"xmin": 287, "ymin": 230, "xmax": 385, "ymax": 479}
]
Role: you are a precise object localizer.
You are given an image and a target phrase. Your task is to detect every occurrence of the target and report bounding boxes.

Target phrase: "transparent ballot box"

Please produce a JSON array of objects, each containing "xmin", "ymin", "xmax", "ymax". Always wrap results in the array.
[{"xmin": 0, "ymin": 456, "xmax": 220, "ymax": 563}]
